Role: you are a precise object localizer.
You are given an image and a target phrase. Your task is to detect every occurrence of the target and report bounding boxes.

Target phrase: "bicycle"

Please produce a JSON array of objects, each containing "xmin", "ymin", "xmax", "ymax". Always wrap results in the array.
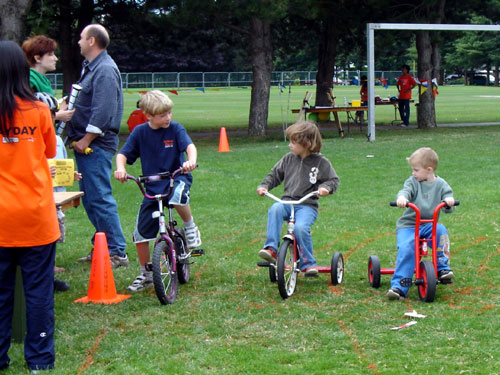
[
  {"xmin": 257, "ymin": 191, "xmax": 344, "ymax": 299},
  {"xmin": 368, "ymin": 200, "xmax": 459, "ymax": 302},
  {"xmin": 127, "ymin": 166, "xmax": 204, "ymax": 304}
]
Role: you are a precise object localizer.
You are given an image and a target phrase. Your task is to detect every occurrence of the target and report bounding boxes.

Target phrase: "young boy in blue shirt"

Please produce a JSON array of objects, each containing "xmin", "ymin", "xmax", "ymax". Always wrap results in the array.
[
  {"xmin": 387, "ymin": 147, "xmax": 455, "ymax": 300},
  {"xmin": 257, "ymin": 121, "xmax": 339, "ymax": 275},
  {"xmin": 114, "ymin": 90, "xmax": 201, "ymax": 292}
]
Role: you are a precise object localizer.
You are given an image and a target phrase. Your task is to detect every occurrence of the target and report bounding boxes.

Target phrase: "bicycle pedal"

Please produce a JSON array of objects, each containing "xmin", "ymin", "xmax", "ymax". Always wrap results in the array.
[
  {"xmin": 305, "ymin": 273, "xmax": 319, "ymax": 278},
  {"xmin": 257, "ymin": 261, "xmax": 272, "ymax": 267},
  {"xmin": 190, "ymin": 249, "xmax": 204, "ymax": 257}
]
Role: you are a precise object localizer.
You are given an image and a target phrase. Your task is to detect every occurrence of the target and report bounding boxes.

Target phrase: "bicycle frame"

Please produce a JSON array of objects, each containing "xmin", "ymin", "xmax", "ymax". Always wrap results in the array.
[
  {"xmin": 263, "ymin": 190, "xmax": 319, "ymax": 261},
  {"xmin": 127, "ymin": 167, "xmax": 186, "ymax": 272}
]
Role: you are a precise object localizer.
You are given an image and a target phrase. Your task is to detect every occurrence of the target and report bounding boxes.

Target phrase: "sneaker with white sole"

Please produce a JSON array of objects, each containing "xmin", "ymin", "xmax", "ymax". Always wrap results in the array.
[
  {"xmin": 110, "ymin": 253, "xmax": 129, "ymax": 269},
  {"xmin": 438, "ymin": 269, "xmax": 454, "ymax": 280},
  {"xmin": 386, "ymin": 288, "xmax": 405, "ymax": 300},
  {"xmin": 185, "ymin": 226, "xmax": 202, "ymax": 249},
  {"xmin": 76, "ymin": 250, "xmax": 93, "ymax": 263},
  {"xmin": 258, "ymin": 248, "xmax": 277, "ymax": 264},
  {"xmin": 127, "ymin": 274, "xmax": 153, "ymax": 292}
]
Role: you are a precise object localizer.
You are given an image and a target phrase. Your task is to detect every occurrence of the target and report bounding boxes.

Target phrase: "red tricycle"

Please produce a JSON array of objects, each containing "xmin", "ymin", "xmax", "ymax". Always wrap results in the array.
[{"xmin": 368, "ymin": 200, "xmax": 459, "ymax": 302}]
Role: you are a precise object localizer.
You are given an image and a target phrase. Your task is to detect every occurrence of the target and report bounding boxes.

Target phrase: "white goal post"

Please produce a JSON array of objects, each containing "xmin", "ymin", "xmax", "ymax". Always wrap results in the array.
[{"xmin": 366, "ymin": 23, "xmax": 500, "ymax": 141}]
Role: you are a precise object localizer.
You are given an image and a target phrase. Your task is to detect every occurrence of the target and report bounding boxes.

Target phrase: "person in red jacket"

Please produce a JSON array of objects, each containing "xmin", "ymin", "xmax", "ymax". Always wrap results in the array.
[
  {"xmin": 396, "ymin": 64, "xmax": 416, "ymax": 127},
  {"xmin": 127, "ymin": 100, "xmax": 148, "ymax": 132}
]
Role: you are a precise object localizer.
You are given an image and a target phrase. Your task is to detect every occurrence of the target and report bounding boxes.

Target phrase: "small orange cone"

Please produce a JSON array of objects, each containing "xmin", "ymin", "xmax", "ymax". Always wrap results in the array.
[
  {"xmin": 218, "ymin": 127, "xmax": 231, "ymax": 152},
  {"xmin": 74, "ymin": 232, "xmax": 131, "ymax": 304}
]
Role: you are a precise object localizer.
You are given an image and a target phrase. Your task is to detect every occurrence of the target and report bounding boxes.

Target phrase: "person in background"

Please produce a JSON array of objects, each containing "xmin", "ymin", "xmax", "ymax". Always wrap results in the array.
[
  {"xmin": 354, "ymin": 75, "xmax": 368, "ymax": 125},
  {"xmin": 21, "ymin": 35, "xmax": 75, "ymax": 123},
  {"xmin": 0, "ymin": 40, "xmax": 59, "ymax": 372},
  {"xmin": 127, "ymin": 99, "xmax": 148, "ymax": 133},
  {"xmin": 396, "ymin": 64, "xmax": 416, "ymax": 127}
]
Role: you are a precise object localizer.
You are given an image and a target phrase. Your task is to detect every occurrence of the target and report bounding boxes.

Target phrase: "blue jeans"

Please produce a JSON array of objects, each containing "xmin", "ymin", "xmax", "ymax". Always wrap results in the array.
[
  {"xmin": 75, "ymin": 146, "xmax": 126, "ymax": 256},
  {"xmin": 264, "ymin": 203, "xmax": 318, "ymax": 270},
  {"xmin": 398, "ymin": 99, "xmax": 410, "ymax": 125},
  {"xmin": 390, "ymin": 223, "xmax": 451, "ymax": 295},
  {"xmin": 0, "ymin": 243, "xmax": 56, "ymax": 370}
]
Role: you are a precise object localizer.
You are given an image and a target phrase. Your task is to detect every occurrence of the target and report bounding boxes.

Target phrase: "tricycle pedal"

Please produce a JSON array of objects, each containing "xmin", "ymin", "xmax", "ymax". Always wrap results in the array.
[
  {"xmin": 190, "ymin": 249, "xmax": 204, "ymax": 257},
  {"xmin": 257, "ymin": 261, "xmax": 272, "ymax": 267},
  {"xmin": 440, "ymin": 278, "xmax": 453, "ymax": 284},
  {"xmin": 400, "ymin": 278, "xmax": 413, "ymax": 287}
]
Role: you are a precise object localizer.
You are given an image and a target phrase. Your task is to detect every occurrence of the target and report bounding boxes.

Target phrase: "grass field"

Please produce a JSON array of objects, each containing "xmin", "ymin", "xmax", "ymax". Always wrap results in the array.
[
  {"xmin": 119, "ymin": 85, "xmax": 500, "ymax": 133},
  {"xmin": 5, "ymin": 123, "xmax": 500, "ymax": 374}
]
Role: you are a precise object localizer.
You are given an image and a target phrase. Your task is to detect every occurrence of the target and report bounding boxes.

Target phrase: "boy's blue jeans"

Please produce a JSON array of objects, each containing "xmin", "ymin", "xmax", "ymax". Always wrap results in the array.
[
  {"xmin": 264, "ymin": 203, "xmax": 318, "ymax": 270},
  {"xmin": 390, "ymin": 223, "xmax": 451, "ymax": 296},
  {"xmin": 75, "ymin": 146, "xmax": 126, "ymax": 256}
]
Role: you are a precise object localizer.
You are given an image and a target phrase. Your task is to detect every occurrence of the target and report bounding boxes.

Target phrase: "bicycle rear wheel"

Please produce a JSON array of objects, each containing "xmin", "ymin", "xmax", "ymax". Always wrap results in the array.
[
  {"xmin": 175, "ymin": 229, "xmax": 190, "ymax": 284},
  {"xmin": 152, "ymin": 239, "xmax": 178, "ymax": 305},
  {"xmin": 277, "ymin": 238, "xmax": 298, "ymax": 299}
]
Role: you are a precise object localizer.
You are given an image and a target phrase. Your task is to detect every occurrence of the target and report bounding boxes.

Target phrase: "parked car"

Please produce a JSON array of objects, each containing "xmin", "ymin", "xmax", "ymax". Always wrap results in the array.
[{"xmin": 471, "ymin": 74, "xmax": 495, "ymax": 85}]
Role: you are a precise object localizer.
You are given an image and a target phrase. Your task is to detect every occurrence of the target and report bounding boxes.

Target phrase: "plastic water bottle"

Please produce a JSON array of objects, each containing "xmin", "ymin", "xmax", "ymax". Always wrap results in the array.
[{"xmin": 343, "ymin": 97, "xmax": 347, "ymax": 107}]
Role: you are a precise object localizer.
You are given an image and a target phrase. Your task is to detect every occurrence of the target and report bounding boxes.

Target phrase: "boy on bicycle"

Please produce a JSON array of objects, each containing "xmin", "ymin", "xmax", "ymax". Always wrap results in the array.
[
  {"xmin": 387, "ymin": 147, "xmax": 455, "ymax": 300},
  {"xmin": 114, "ymin": 90, "xmax": 201, "ymax": 292},
  {"xmin": 257, "ymin": 121, "xmax": 339, "ymax": 276}
]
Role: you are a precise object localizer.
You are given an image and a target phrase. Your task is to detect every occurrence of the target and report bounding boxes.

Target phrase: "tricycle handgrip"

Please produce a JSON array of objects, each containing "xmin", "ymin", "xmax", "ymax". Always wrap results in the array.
[{"xmin": 389, "ymin": 201, "xmax": 397, "ymax": 207}]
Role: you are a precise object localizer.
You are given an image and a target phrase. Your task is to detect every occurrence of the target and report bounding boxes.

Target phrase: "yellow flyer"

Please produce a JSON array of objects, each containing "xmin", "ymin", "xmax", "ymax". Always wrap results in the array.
[{"xmin": 47, "ymin": 159, "xmax": 74, "ymax": 187}]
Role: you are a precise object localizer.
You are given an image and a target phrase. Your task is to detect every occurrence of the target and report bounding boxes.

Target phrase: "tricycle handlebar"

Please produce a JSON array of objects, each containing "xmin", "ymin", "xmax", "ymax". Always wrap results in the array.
[
  {"xmin": 264, "ymin": 190, "xmax": 319, "ymax": 205},
  {"xmin": 390, "ymin": 200, "xmax": 460, "ymax": 208}
]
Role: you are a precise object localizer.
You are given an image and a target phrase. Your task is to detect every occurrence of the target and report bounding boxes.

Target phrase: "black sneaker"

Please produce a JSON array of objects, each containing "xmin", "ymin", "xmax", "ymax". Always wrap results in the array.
[
  {"xmin": 438, "ymin": 269, "xmax": 454, "ymax": 280},
  {"xmin": 386, "ymin": 287, "xmax": 405, "ymax": 300},
  {"xmin": 54, "ymin": 278, "xmax": 69, "ymax": 292}
]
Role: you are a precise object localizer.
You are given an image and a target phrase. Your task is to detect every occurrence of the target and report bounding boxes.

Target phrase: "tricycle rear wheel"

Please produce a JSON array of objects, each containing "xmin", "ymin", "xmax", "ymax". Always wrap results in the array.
[{"xmin": 368, "ymin": 255, "xmax": 381, "ymax": 288}]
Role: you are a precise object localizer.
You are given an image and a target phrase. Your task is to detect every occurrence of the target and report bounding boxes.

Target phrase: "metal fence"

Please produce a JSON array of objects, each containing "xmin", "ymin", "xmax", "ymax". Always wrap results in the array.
[{"xmin": 46, "ymin": 70, "xmax": 405, "ymax": 91}]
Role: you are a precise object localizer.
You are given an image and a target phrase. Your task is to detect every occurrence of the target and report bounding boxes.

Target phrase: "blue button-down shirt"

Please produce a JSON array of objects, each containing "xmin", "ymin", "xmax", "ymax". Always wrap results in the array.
[{"xmin": 67, "ymin": 50, "xmax": 123, "ymax": 153}]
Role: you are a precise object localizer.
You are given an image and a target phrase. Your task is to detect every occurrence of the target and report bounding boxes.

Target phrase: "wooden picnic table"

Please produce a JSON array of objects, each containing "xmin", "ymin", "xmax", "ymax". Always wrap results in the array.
[
  {"xmin": 54, "ymin": 191, "xmax": 84, "ymax": 211},
  {"xmin": 292, "ymin": 100, "xmax": 415, "ymax": 133}
]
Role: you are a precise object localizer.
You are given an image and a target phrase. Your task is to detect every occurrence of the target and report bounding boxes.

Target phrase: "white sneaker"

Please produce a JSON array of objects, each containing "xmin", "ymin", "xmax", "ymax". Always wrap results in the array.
[
  {"xmin": 185, "ymin": 225, "xmax": 202, "ymax": 249},
  {"xmin": 127, "ymin": 274, "xmax": 153, "ymax": 292}
]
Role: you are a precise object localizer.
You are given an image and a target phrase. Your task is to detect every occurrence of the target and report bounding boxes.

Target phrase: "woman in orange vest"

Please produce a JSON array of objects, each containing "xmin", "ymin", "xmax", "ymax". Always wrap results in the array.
[{"xmin": 0, "ymin": 41, "xmax": 59, "ymax": 372}]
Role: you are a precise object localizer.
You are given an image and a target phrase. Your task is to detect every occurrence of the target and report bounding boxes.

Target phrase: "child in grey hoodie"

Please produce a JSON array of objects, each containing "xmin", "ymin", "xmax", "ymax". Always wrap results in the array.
[{"xmin": 257, "ymin": 121, "xmax": 339, "ymax": 275}]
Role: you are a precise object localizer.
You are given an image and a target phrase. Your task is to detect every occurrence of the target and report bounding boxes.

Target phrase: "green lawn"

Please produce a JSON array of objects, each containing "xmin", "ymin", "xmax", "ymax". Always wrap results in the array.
[
  {"xmin": 119, "ymin": 85, "xmax": 500, "ymax": 133},
  {"xmin": 5, "ymin": 125, "xmax": 500, "ymax": 374}
]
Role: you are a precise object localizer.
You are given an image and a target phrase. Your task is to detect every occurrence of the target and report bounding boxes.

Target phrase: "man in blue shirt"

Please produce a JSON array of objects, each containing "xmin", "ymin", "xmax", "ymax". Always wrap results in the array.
[{"xmin": 68, "ymin": 24, "xmax": 128, "ymax": 268}]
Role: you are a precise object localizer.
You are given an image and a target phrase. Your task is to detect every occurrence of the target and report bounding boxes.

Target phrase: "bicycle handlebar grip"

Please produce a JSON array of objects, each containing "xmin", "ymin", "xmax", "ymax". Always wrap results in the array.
[
  {"xmin": 453, "ymin": 200, "xmax": 460, "ymax": 206},
  {"xmin": 389, "ymin": 201, "xmax": 397, "ymax": 207}
]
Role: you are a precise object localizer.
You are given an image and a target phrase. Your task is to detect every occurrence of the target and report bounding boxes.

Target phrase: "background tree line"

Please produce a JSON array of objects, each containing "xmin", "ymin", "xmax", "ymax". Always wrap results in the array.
[{"xmin": 1, "ymin": 0, "xmax": 499, "ymax": 134}]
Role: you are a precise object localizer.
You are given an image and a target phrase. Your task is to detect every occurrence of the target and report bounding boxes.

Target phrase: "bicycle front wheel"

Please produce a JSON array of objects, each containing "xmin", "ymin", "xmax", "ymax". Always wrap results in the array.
[
  {"xmin": 277, "ymin": 238, "xmax": 299, "ymax": 299},
  {"xmin": 152, "ymin": 240, "xmax": 178, "ymax": 305}
]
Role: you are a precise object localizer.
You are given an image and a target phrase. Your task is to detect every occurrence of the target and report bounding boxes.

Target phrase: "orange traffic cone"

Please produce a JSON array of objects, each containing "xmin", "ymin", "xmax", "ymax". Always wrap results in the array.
[
  {"xmin": 218, "ymin": 127, "xmax": 231, "ymax": 152},
  {"xmin": 74, "ymin": 232, "xmax": 131, "ymax": 304}
]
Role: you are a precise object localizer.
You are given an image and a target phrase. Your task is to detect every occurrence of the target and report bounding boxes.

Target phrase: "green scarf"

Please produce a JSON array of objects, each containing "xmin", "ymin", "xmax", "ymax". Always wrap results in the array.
[{"xmin": 29, "ymin": 68, "xmax": 55, "ymax": 95}]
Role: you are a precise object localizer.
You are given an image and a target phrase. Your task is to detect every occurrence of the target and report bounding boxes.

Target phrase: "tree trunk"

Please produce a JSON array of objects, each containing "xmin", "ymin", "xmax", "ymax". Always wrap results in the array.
[
  {"xmin": 416, "ymin": 30, "xmax": 436, "ymax": 129},
  {"xmin": 315, "ymin": 17, "xmax": 337, "ymax": 107},
  {"xmin": 431, "ymin": 41, "xmax": 441, "ymax": 85},
  {"xmin": 248, "ymin": 17, "xmax": 273, "ymax": 136},
  {"xmin": 0, "ymin": 0, "xmax": 32, "ymax": 43},
  {"xmin": 57, "ymin": 0, "xmax": 93, "ymax": 95}
]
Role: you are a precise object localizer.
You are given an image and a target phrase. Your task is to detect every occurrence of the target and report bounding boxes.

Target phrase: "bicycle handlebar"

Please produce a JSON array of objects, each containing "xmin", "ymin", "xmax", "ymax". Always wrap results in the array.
[
  {"xmin": 264, "ymin": 190, "xmax": 319, "ymax": 205},
  {"xmin": 126, "ymin": 166, "xmax": 187, "ymax": 200}
]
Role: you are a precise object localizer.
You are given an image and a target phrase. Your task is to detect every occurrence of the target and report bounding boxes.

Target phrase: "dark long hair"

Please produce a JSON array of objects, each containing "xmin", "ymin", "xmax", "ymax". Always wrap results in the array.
[{"xmin": 0, "ymin": 41, "xmax": 35, "ymax": 137}]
